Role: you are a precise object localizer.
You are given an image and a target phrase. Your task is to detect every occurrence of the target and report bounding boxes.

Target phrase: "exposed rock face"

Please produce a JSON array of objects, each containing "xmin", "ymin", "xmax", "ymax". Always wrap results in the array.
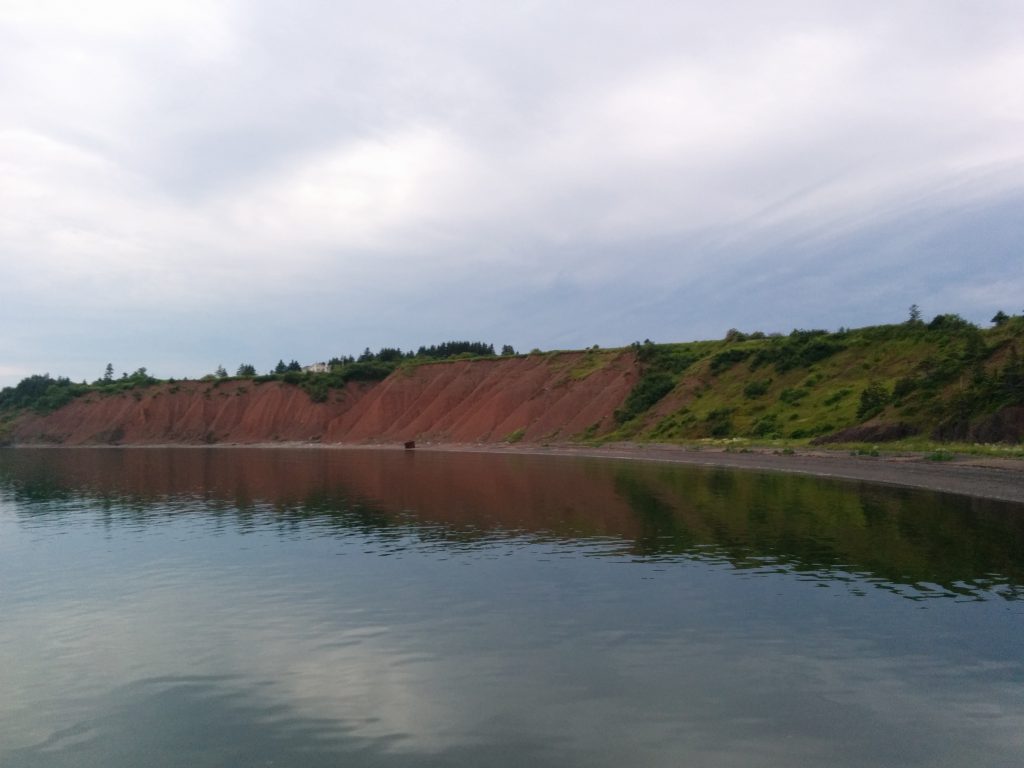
[
  {"xmin": 931, "ymin": 406, "xmax": 1024, "ymax": 444},
  {"xmin": 9, "ymin": 352, "xmax": 639, "ymax": 445}
]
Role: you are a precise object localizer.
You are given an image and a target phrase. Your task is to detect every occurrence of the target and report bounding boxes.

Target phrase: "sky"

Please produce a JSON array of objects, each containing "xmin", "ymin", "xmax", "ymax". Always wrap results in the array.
[{"xmin": 1, "ymin": 0, "xmax": 1022, "ymax": 386}]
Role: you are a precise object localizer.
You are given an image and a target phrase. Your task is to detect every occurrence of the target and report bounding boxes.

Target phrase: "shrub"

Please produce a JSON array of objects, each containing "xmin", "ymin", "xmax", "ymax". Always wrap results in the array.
[
  {"xmin": 750, "ymin": 413, "xmax": 781, "ymax": 438},
  {"xmin": 928, "ymin": 313, "xmax": 975, "ymax": 332},
  {"xmin": 891, "ymin": 377, "xmax": 917, "ymax": 402},
  {"xmin": 710, "ymin": 349, "xmax": 751, "ymax": 375},
  {"xmin": 743, "ymin": 379, "xmax": 771, "ymax": 399},
  {"xmin": 705, "ymin": 408, "xmax": 734, "ymax": 437},
  {"xmin": 857, "ymin": 382, "xmax": 890, "ymax": 420},
  {"xmin": 823, "ymin": 387, "xmax": 852, "ymax": 406},
  {"xmin": 749, "ymin": 330, "xmax": 845, "ymax": 373},
  {"xmin": 778, "ymin": 387, "xmax": 808, "ymax": 405},
  {"xmin": 615, "ymin": 372, "xmax": 675, "ymax": 424},
  {"xmin": 0, "ymin": 374, "xmax": 90, "ymax": 414}
]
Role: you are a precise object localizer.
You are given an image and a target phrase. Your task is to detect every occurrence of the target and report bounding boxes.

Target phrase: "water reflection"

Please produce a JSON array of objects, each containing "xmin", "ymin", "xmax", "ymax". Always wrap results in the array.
[
  {"xmin": 1, "ymin": 447, "xmax": 1022, "ymax": 600},
  {"xmin": 1, "ymin": 448, "xmax": 1023, "ymax": 767}
]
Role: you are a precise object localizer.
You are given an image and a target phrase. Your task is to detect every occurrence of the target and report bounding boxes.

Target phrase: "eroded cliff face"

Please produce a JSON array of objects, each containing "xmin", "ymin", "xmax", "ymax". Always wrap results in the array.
[{"xmin": 9, "ymin": 352, "xmax": 638, "ymax": 445}]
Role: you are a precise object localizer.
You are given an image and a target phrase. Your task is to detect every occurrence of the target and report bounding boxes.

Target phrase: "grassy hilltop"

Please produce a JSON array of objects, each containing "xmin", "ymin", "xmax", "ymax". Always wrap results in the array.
[{"xmin": 601, "ymin": 312, "xmax": 1023, "ymax": 448}]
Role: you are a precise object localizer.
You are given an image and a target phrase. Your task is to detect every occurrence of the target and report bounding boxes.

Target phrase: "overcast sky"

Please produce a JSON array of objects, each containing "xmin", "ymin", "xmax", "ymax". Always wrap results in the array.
[{"xmin": 1, "ymin": 1, "xmax": 1022, "ymax": 386}]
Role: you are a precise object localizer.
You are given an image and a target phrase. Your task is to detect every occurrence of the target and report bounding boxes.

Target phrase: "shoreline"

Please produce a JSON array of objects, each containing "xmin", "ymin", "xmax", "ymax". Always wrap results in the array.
[{"xmin": 6, "ymin": 440, "xmax": 1024, "ymax": 504}]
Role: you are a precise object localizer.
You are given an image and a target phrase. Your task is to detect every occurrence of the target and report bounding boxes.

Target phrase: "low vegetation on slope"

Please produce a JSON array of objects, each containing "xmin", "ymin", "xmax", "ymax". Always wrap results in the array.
[{"xmin": 607, "ymin": 313, "xmax": 1024, "ymax": 444}]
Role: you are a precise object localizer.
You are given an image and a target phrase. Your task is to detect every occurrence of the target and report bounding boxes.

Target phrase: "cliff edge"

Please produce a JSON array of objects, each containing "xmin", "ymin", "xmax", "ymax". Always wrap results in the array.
[{"xmin": 8, "ymin": 351, "xmax": 638, "ymax": 446}]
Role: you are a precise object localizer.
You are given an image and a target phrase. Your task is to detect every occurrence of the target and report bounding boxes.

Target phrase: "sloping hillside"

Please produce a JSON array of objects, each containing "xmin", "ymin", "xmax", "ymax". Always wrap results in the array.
[{"xmin": 611, "ymin": 315, "xmax": 1024, "ymax": 444}]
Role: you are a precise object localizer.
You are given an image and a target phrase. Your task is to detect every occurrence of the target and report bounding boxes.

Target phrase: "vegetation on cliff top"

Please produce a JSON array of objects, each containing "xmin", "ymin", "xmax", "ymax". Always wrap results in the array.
[{"xmin": 0, "ymin": 342, "xmax": 511, "ymax": 414}]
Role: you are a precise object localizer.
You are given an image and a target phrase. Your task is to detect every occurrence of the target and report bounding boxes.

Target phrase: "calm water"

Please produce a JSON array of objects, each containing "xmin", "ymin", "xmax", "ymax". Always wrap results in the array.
[{"xmin": 1, "ymin": 448, "xmax": 1023, "ymax": 767}]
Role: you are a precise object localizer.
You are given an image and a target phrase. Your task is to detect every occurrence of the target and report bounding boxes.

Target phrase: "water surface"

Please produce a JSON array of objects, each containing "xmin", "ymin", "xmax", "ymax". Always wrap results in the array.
[{"xmin": 1, "ymin": 447, "xmax": 1022, "ymax": 767}]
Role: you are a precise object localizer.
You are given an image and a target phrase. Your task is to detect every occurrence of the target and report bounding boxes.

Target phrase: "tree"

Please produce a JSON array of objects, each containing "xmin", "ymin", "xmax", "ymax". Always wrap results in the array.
[
  {"xmin": 103, "ymin": 363, "xmax": 114, "ymax": 381},
  {"xmin": 992, "ymin": 310, "xmax": 1010, "ymax": 327},
  {"xmin": 376, "ymin": 347, "xmax": 405, "ymax": 363},
  {"xmin": 928, "ymin": 313, "xmax": 974, "ymax": 331},
  {"xmin": 286, "ymin": 360, "xmax": 302, "ymax": 372},
  {"xmin": 274, "ymin": 360, "xmax": 287, "ymax": 374},
  {"xmin": 215, "ymin": 365, "xmax": 228, "ymax": 378},
  {"xmin": 415, "ymin": 341, "xmax": 496, "ymax": 359},
  {"xmin": 907, "ymin": 304, "xmax": 922, "ymax": 325},
  {"xmin": 501, "ymin": 344, "xmax": 516, "ymax": 356},
  {"xmin": 236, "ymin": 363, "xmax": 256, "ymax": 376}
]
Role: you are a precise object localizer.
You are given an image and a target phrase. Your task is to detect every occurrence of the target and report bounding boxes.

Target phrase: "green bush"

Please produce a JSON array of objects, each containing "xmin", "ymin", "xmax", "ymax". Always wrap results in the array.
[
  {"xmin": 928, "ymin": 314, "xmax": 975, "ymax": 332},
  {"xmin": 710, "ymin": 349, "xmax": 751, "ymax": 375},
  {"xmin": 823, "ymin": 387, "xmax": 852, "ymax": 406},
  {"xmin": 778, "ymin": 387, "xmax": 808, "ymax": 405},
  {"xmin": 705, "ymin": 408, "xmax": 734, "ymax": 437},
  {"xmin": 743, "ymin": 379, "xmax": 771, "ymax": 399},
  {"xmin": 750, "ymin": 413, "xmax": 781, "ymax": 437},
  {"xmin": 0, "ymin": 374, "xmax": 90, "ymax": 414},
  {"xmin": 749, "ymin": 329, "xmax": 846, "ymax": 373},
  {"xmin": 857, "ymin": 382, "xmax": 890, "ymax": 420},
  {"xmin": 615, "ymin": 372, "xmax": 675, "ymax": 424}
]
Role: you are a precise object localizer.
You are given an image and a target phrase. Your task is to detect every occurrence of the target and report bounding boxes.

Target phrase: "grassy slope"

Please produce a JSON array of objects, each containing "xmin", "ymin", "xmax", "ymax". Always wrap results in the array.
[{"xmin": 599, "ymin": 317, "xmax": 1024, "ymax": 449}]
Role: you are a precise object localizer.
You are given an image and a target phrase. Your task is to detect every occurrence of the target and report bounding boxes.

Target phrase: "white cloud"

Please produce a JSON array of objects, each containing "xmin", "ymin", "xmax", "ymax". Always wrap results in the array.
[
  {"xmin": 220, "ymin": 127, "xmax": 475, "ymax": 254},
  {"xmin": 0, "ymin": 1, "xmax": 1022, "ymax": 385}
]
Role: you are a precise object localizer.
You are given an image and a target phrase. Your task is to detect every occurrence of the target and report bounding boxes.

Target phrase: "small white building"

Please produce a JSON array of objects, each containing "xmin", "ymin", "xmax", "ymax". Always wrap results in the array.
[{"xmin": 302, "ymin": 362, "xmax": 330, "ymax": 374}]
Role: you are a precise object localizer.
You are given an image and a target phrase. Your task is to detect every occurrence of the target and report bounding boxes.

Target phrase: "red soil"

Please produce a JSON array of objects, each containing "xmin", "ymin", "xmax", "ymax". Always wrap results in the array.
[{"xmin": 10, "ymin": 352, "xmax": 639, "ymax": 446}]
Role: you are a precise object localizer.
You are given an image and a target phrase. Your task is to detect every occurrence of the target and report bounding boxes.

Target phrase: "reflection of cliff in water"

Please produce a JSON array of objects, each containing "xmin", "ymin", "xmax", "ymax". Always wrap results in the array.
[{"xmin": 1, "ymin": 447, "xmax": 1022, "ymax": 600}]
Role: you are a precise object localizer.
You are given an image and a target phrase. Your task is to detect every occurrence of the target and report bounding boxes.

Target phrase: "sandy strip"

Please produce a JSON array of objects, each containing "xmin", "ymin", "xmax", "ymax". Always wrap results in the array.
[{"xmin": 410, "ymin": 442, "xmax": 1024, "ymax": 505}]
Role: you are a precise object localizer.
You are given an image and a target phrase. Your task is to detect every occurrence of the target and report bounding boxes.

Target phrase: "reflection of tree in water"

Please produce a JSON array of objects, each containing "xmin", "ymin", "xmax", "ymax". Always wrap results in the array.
[
  {"xmin": 611, "ymin": 472, "xmax": 695, "ymax": 557},
  {"xmin": 1, "ymin": 448, "xmax": 1023, "ymax": 600},
  {"xmin": 610, "ymin": 463, "xmax": 1024, "ymax": 601}
]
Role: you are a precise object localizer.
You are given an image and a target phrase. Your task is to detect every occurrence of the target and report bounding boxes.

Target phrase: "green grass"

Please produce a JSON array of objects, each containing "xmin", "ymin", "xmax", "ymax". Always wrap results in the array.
[{"xmin": 603, "ymin": 318, "xmax": 1023, "ymax": 446}]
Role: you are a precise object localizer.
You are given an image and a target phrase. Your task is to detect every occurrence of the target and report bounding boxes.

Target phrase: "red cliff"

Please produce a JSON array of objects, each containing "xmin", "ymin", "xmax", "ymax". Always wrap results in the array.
[{"xmin": 10, "ymin": 351, "xmax": 638, "ymax": 445}]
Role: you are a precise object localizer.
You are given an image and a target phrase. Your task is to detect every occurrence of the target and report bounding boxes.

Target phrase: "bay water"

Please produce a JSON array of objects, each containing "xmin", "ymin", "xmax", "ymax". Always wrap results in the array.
[{"xmin": 1, "ymin": 447, "xmax": 1022, "ymax": 767}]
